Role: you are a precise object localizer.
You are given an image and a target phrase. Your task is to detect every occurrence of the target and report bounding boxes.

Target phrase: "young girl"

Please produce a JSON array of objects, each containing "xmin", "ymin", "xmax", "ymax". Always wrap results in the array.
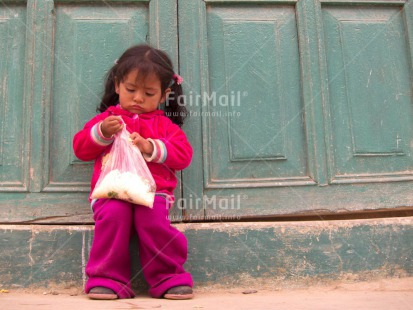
[{"xmin": 73, "ymin": 44, "xmax": 193, "ymax": 300}]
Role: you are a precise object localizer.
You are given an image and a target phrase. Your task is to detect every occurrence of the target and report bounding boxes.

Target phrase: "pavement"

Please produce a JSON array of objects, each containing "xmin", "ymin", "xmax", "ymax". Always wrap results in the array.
[{"xmin": 1, "ymin": 278, "xmax": 413, "ymax": 310}]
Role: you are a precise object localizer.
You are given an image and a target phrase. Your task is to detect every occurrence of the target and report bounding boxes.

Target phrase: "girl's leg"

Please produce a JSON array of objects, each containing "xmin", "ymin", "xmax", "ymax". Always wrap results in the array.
[
  {"xmin": 133, "ymin": 196, "xmax": 193, "ymax": 298},
  {"xmin": 85, "ymin": 198, "xmax": 135, "ymax": 299}
]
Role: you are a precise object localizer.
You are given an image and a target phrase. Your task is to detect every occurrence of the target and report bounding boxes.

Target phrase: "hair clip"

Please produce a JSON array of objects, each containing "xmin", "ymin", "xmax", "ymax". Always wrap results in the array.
[
  {"xmin": 114, "ymin": 59, "xmax": 119, "ymax": 65},
  {"xmin": 172, "ymin": 73, "xmax": 183, "ymax": 85}
]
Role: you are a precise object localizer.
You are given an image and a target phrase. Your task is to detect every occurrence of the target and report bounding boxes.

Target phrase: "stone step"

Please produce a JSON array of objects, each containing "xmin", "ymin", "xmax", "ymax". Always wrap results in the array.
[{"xmin": 0, "ymin": 217, "xmax": 412, "ymax": 291}]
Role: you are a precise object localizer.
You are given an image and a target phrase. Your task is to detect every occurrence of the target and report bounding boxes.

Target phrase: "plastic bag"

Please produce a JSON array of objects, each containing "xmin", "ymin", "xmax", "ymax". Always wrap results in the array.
[{"xmin": 91, "ymin": 125, "xmax": 156, "ymax": 207}]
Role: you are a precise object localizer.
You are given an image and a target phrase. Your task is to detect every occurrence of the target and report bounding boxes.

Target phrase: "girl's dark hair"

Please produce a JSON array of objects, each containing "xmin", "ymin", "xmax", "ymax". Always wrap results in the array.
[{"xmin": 98, "ymin": 44, "xmax": 187, "ymax": 126}]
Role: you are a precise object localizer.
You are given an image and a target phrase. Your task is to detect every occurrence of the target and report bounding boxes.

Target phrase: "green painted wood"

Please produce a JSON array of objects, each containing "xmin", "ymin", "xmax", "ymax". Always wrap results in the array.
[
  {"xmin": 297, "ymin": 0, "xmax": 330, "ymax": 186},
  {"xmin": 26, "ymin": 0, "xmax": 55, "ymax": 193},
  {"xmin": 205, "ymin": 5, "xmax": 308, "ymax": 184},
  {"xmin": 0, "ymin": 3, "xmax": 28, "ymax": 191},
  {"xmin": 0, "ymin": 192, "xmax": 91, "ymax": 223},
  {"xmin": 204, "ymin": 182, "xmax": 413, "ymax": 218},
  {"xmin": 49, "ymin": 2, "xmax": 149, "ymax": 192},
  {"xmin": 1, "ymin": 0, "xmax": 412, "ymax": 223},
  {"xmin": 322, "ymin": 4, "xmax": 413, "ymax": 182},
  {"xmin": 149, "ymin": 0, "xmax": 183, "ymax": 221},
  {"xmin": 0, "ymin": 0, "xmax": 181, "ymax": 223},
  {"xmin": 149, "ymin": 0, "xmax": 178, "ymax": 64},
  {"xmin": 1, "ymin": 218, "xmax": 412, "ymax": 288},
  {"xmin": 180, "ymin": 0, "xmax": 413, "ymax": 219},
  {"xmin": 179, "ymin": 0, "xmax": 208, "ymax": 220}
]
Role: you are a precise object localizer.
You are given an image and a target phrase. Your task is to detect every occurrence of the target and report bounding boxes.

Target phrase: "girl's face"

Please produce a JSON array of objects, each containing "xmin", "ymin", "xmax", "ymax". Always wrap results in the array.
[{"xmin": 115, "ymin": 69, "xmax": 169, "ymax": 114}]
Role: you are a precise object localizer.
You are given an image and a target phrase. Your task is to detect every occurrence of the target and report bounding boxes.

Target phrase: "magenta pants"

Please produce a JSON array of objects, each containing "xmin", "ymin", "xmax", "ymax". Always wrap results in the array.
[{"xmin": 85, "ymin": 196, "xmax": 193, "ymax": 298}]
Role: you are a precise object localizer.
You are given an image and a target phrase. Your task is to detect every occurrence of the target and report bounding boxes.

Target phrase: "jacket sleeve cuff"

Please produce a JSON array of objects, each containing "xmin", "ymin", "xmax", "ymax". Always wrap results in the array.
[
  {"xmin": 90, "ymin": 122, "xmax": 114, "ymax": 146},
  {"xmin": 144, "ymin": 138, "xmax": 167, "ymax": 163}
]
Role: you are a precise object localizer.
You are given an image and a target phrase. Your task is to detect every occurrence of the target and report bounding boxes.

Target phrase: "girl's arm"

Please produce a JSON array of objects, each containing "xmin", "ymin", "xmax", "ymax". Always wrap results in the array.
[
  {"xmin": 72, "ymin": 114, "xmax": 114, "ymax": 161},
  {"xmin": 144, "ymin": 122, "xmax": 193, "ymax": 171}
]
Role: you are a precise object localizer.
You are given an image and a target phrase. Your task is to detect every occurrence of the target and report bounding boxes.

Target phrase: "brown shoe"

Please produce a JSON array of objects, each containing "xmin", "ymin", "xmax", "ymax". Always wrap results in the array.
[
  {"xmin": 163, "ymin": 286, "xmax": 194, "ymax": 300},
  {"xmin": 88, "ymin": 286, "xmax": 118, "ymax": 300}
]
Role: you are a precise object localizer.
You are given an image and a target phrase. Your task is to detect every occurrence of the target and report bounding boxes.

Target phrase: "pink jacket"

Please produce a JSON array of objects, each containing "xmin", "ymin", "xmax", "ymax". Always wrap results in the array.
[{"xmin": 73, "ymin": 106, "xmax": 193, "ymax": 201}]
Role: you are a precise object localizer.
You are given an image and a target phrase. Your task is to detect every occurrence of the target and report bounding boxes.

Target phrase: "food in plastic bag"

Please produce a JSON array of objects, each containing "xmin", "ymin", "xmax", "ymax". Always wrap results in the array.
[{"xmin": 91, "ymin": 124, "xmax": 156, "ymax": 207}]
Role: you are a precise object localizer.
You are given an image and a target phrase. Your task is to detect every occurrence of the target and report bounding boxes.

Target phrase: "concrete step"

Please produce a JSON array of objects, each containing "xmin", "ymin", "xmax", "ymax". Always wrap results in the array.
[{"xmin": 0, "ymin": 217, "xmax": 412, "ymax": 292}]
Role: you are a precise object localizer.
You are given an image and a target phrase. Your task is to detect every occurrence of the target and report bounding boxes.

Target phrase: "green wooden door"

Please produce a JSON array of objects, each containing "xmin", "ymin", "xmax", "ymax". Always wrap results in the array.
[
  {"xmin": 180, "ymin": 0, "xmax": 413, "ymax": 220},
  {"xmin": 0, "ymin": 0, "xmax": 178, "ymax": 223},
  {"xmin": 0, "ymin": 3, "xmax": 27, "ymax": 193},
  {"xmin": 1, "ymin": 0, "xmax": 412, "ymax": 223}
]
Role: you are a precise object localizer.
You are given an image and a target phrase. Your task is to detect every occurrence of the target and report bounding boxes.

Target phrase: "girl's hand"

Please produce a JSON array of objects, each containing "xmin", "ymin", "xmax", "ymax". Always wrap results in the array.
[
  {"xmin": 101, "ymin": 116, "xmax": 123, "ymax": 138},
  {"xmin": 130, "ymin": 132, "xmax": 154, "ymax": 155}
]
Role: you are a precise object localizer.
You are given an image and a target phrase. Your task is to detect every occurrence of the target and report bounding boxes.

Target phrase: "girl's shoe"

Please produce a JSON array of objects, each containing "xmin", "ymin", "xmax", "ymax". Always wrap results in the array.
[
  {"xmin": 88, "ymin": 286, "xmax": 118, "ymax": 300},
  {"xmin": 163, "ymin": 286, "xmax": 194, "ymax": 300}
]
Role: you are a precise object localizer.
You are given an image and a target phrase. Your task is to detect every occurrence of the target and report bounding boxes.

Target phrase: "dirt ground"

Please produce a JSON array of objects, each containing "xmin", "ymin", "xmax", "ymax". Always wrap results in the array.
[{"xmin": 1, "ymin": 277, "xmax": 412, "ymax": 310}]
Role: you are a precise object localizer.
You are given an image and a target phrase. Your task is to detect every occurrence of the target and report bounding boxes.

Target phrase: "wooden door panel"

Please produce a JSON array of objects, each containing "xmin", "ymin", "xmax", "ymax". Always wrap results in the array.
[
  {"xmin": 206, "ymin": 5, "xmax": 310, "ymax": 187},
  {"xmin": 47, "ymin": 2, "xmax": 149, "ymax": 191},
  {"xmin": 322, "ymin": 4, "xmax": 413, "ymax": 183},
  {"xmin": 0, "ymin": 4, "xmax": 27, "ymax": 191}
]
